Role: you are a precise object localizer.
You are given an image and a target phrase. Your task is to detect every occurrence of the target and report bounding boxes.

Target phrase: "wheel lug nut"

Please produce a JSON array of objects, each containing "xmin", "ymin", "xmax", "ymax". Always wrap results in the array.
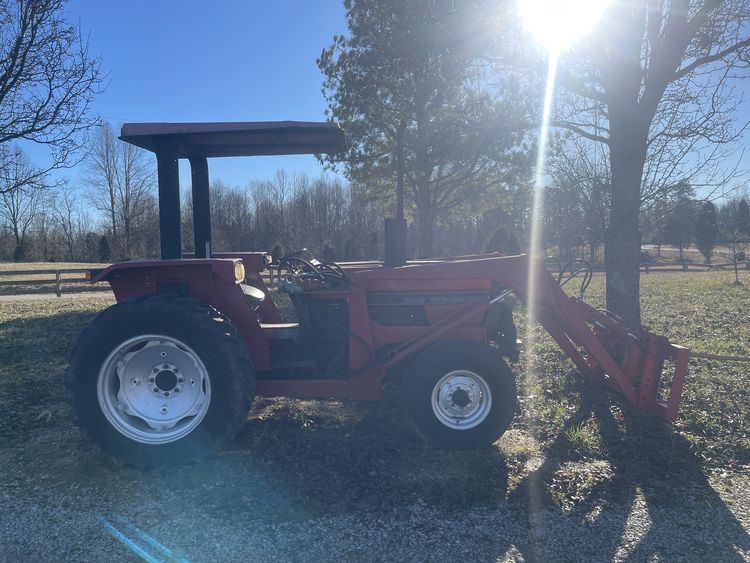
[
  {"xmin": 149, "ymin": 376, "xmax": 155, "ymax": 383},
  {"xmin": 161, "ymin": 405, "xmax": 168, "ymax": 414},
  {"xmin": 153, "ymin": 387, "xmax": 159, "ymax": 393}
]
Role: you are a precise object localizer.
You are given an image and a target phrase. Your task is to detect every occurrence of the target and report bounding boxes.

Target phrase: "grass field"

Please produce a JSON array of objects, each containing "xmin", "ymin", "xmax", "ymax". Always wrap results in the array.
[{"xmin": 0, "ymin": 271, "xmax": 748, "ymax": 559}]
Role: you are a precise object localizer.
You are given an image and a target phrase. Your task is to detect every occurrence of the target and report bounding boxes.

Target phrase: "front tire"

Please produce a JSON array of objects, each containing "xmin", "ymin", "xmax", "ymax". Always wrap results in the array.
[
  {"xmin": 401, "ymin": 341, "xmax": 517, "ymax": 449},
  {"xmin": 65, "ymin": 294, "xmax": 254, "ymax": 467}
]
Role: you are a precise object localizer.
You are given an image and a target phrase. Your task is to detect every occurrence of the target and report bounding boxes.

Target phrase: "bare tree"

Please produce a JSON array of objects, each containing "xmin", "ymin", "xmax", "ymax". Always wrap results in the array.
[
  {"xmin": 33, "ymin": 190, "xmax": 56, "ymax": 260},
  {"xmin": 85, "ymin": 123, "xmax": 155, "ymax": 259},
  {"xmin": 0, "ymin": 0, "xmax": 102, "ymax": 185},
  {"xmin": 513, "ymin": 1, "xmax": 750, "ymax": 325},
  {"xmin": 53, "ymin": 184, "xmax": 81, "ymax": 260},
  {"xmin": 85, "ymin": 124, "xmax": 119, "ymax": 239},
  {"xmin": 0, "ymin": 148, "xmax": 44, "ymax": 259}
]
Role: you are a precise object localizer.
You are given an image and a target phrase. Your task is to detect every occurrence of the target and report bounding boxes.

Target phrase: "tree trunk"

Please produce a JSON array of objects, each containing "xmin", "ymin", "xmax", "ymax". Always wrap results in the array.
[
  {"xmin": 605, "ymin": 118, "xmax": 648, "ymax": 327},
  {"xmin": 589, "ymin": 241, "xmax": 597, "ymax": 264},
  {"xmin": 417, "ymin": 205, "xmax": 435, "ymax": 258}
]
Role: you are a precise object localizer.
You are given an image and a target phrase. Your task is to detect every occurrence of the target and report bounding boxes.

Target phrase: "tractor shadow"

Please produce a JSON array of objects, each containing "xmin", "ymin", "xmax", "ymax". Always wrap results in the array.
[
  {"xmin": 234, "ymin": 388, "xmax": 510, "ymax": 517},
  {"xmin": 503, "ymin": 387, "xmax": 750, "ymax": 561}
]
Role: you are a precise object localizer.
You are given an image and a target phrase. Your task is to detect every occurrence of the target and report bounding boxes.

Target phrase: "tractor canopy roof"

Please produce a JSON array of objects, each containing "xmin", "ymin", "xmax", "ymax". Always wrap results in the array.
[{"xmin": 119, "ymin": 121, "xmax": 346, "ymax": 158}]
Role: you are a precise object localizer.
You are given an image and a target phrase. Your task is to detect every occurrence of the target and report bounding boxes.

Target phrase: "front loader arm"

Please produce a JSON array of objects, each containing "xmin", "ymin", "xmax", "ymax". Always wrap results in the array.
[
  {"xmin": 373, "ymin": 254, "xmax": 689, "ymax": 421},
  {"xmin": 498, "ymin": 254, "xmax": 689, "ymax": 421}
]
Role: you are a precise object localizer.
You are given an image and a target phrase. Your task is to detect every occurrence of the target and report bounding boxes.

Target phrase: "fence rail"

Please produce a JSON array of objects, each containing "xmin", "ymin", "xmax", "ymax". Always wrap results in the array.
[
  {"xmin": 545, "ymin": 259, "xmax": 749, "ymax": 275},
  {"xmin": 0, "ymin": 266, "xmax": 280, "ymax": 296},
  {"xmin": 1, "ymin": 259, "xmax": 746, "ymax": 297},
  {"xmin": 0, "ymin": 268, "xmax": 92, "ymax": 296}
]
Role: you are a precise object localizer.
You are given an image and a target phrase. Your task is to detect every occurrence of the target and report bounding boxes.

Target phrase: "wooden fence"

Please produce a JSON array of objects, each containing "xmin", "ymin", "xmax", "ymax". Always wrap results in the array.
[
  {"xmin": 0, "ymin": 268, "xmax": 92, "ymax": 296},
  {"xmin": 1, "ymin": 259, "xmax": 746, "ymax": 297},
  {"xmin": 0, "ymin": 266, "xmax": 281, "ymax": 296},
  {"xmin": 545, "ymin": 258, "xmax": 749, "ymax": 275}
]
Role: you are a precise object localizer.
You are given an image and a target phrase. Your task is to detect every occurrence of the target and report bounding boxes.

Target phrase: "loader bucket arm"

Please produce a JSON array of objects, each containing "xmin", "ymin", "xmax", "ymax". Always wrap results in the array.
[
  {"xmin": 375, "ymin": 254, "xmax": 689, "ymax": 421},
  {"xmin": 499, "ymin": 254, "xmax": 689, "ymax": 421}
]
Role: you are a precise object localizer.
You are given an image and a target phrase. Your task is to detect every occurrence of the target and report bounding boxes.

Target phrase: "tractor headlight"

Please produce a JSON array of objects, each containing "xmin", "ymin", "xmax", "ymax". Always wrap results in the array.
[{"xmin": 234, "ymin": 261, "xmax": 246, "ymax": 283}]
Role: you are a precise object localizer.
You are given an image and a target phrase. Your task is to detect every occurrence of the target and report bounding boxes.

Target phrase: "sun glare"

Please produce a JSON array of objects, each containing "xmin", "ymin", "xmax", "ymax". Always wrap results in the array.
[{"xmin": 519, "ymin": 0, "xmax": 609, "ymax": 53}]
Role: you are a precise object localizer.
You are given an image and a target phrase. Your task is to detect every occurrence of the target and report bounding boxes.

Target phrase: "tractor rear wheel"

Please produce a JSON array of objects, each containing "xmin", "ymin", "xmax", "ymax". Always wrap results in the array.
[
  {"xmin": 65, "ymin": 294, "xmax": 254, "ymax": 467},
  {"xmin": 401, "ymin": 341, "xmax": 517, "ymax": 449}
]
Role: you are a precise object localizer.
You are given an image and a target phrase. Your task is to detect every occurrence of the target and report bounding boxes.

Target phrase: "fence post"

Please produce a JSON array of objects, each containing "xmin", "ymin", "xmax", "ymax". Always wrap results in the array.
[
  {"xmin": 644, "ymin": 264, "xmax": 650, "ymax": 274},
  {"xmin": 55, "ymin": 270, "xmax": 62, "ymax": 297},
  {"xmin": 682, "ymin": 262, "xmax": 688, "ymax": 273}
]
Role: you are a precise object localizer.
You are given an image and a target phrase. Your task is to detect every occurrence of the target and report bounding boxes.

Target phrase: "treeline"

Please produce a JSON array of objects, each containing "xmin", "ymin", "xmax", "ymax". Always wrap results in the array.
[
  {"xmin": 181, "ymin": 172, "xmax": 526, "ymax": 261},
  {"xmin": 1, "ymin": 153, "xmax": 746, "ymax": 265},
  {"xmin": 0, "ymin": 166, "xmax": 531, "ymax": 264},
  {"xmin": 644, "ymin": 197, "xmax": 750, "ymax": 263},
  {"xmin": 0, "ymin": 183, "xmax": 160, "ymax": 263},
  {"xmin": 543, "ymin": 175, "xmax": 750, "ymax": 265}
]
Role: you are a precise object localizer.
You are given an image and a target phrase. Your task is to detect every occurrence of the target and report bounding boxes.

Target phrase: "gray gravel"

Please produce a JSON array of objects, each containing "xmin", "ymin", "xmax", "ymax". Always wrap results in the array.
[
  {"xmin": 1, "ymin": 435, "xmax": 748, "ymax": 562},
  {"xmin": 1, "ymin": 488, "xmax": 748, "ymax": 561}
]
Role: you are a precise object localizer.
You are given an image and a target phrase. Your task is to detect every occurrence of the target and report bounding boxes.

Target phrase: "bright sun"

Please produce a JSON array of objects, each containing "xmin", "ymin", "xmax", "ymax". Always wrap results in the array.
[{"xmin": 519, "ymin": 0, "xmax": 609, "ymax": 52}]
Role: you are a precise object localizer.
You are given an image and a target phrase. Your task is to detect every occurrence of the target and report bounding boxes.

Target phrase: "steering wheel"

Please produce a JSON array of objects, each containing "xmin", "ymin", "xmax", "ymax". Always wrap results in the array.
[
  {"xmin": 319, "ymin": 261, "xmax": 350, "ymax": 284},
  {"xmin": 279, "ymin": 255, "xmax": 326, "ymax": 283}
]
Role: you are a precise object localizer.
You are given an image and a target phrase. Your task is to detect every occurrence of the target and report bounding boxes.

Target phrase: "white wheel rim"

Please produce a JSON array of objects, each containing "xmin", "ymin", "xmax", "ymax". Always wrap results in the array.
[
  {"xmin": 97, "ymin": 334, "xmax": 211, "ymax": 445},
  {"xmin": 431, "ymin": 370, "xmax": 492, "ymax": 430}
]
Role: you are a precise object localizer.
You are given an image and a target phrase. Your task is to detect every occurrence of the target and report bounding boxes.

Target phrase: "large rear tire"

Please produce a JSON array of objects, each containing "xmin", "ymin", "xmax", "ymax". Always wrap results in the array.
[
  {"xmin": 401, "ymin": 341, "xmax": 517, "ymax": 449},
  {"xmin": 65, "ymin": 294, "xmax": 254, "ymax": 467}
]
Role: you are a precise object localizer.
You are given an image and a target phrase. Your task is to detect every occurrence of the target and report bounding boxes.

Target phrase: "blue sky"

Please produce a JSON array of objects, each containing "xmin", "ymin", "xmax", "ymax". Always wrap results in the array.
[
  {"xmin": 26, "ymin": 1, "xmax": 750, "ymax": 201},
  {"xmin": 63, "ymin": 0, "xmax": 348, "ymax": 188}
]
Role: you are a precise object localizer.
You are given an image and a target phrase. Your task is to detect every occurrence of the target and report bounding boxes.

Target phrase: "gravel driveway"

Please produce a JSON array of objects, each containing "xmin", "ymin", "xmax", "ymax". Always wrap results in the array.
[{"xmin": 1, "ymin": 424, "xmax": 748, "ymax": 562}]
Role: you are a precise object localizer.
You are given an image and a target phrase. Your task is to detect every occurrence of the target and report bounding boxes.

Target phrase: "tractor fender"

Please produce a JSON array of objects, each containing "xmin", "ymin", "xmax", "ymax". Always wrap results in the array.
[
  {"xmin": 89, "ymin": 259, "xmax": 272, "ymax": 371},
  {"xmin": 89, "ymin": 258, "xmax": 239, "ymax": 285}
]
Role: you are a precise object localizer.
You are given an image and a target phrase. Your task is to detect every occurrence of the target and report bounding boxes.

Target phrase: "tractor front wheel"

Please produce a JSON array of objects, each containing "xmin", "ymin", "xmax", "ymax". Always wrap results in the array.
[
  {"xmin": 65, "ymin": 294, "xmax": 254, "ymax": 467},
  {"xmin": 401, "ymin": 341, "xmax": 517, "ymax": 449}
]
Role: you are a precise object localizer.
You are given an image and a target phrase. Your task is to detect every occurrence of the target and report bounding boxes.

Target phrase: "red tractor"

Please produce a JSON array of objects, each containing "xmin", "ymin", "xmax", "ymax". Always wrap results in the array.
[{"xmin": 65, "ymin": 121, "xmax": 690, "ymax": 466}]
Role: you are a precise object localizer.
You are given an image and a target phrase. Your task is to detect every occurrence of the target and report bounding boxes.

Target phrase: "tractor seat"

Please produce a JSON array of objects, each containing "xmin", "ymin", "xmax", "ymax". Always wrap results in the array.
[{"xmin": 240, "ymin": 283, "xmax": 266, "ymax": 305}]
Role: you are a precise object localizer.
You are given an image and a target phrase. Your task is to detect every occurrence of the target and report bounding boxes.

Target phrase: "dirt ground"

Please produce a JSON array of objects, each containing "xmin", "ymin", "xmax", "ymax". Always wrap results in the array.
[{"xmin": 0, "ymin": 273, "xmax": 749, "ymax": 561}]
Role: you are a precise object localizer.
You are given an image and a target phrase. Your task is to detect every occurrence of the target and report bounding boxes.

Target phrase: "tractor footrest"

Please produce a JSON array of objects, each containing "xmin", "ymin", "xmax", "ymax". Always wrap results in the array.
[{"xmin": 260, "ymin": 323, "xmax": 301, "ymax": 340}]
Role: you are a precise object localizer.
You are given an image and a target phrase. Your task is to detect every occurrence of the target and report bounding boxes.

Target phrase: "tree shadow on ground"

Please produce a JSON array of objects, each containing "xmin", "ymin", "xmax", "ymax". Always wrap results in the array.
[{"xmin": 506, "ymin": 387, "xmax": 750, "ymax": 561}]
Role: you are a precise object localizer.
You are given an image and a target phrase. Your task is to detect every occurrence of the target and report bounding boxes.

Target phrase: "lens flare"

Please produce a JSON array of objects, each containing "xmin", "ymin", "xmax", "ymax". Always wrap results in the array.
[
  {"xmin": 517, "ymin": 0, "xmax": 609, "ymax": 542},
  {"xmin": 524, "ymin": 53, "xmax": 558, "ymax": 434}
]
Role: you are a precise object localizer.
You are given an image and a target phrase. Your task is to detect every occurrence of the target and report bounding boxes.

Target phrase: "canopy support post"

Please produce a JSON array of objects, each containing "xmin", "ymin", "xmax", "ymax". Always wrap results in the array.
[
  {"xmin": 189, "ymin": 156, "xmax": 212, "ymax": 258},
  {"xmin": 156, "ymin": 146, "xmax": 182, "ymax": 259}
]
